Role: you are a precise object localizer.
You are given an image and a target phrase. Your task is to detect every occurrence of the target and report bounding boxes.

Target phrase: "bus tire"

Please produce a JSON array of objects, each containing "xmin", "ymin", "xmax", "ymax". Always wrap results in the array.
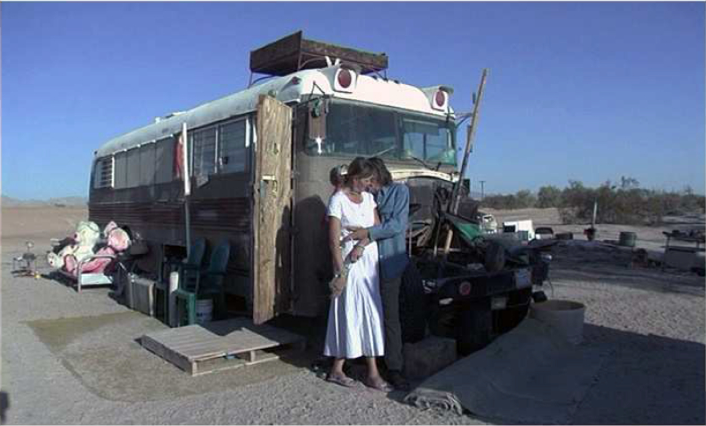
[{"xmin": 456, "ymin": 302, "xmax": 492, "ymax": 356}]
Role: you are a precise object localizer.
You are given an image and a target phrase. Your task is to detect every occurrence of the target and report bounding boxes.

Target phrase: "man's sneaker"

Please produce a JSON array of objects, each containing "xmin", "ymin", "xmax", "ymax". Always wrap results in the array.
[{"xmin": 387, "ymin": 370, "xmax": 410, "ymax": 391}]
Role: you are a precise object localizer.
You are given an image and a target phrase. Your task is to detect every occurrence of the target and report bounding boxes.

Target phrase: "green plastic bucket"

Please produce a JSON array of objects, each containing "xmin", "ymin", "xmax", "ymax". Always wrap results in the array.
[{"xmin": 619, "ymin": 232, "xmax": 637, "ymax": 248}]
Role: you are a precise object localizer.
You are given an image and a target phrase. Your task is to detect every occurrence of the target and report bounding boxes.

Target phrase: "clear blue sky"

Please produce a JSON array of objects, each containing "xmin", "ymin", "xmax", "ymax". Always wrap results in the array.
[{"xmin": 2, "ymin": 2, "xmax": 704, "ymax": 199}]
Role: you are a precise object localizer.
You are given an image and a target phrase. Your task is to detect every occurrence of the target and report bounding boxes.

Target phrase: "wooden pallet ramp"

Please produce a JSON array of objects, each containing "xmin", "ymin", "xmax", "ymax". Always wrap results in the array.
[{"xmin": 141, "ymin": 317, "xmax": 306, "ymax": 376}]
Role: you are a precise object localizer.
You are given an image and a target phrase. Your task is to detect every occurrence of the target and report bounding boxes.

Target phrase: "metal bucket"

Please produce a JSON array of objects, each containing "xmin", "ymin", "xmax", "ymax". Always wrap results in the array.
[
  {"xmin": 530, "ymin": 300, "xmax": 585, "ymax": 345},
  {"xmin": 619, "ymin": 232, "xmax": 637, "ymax": 247}
]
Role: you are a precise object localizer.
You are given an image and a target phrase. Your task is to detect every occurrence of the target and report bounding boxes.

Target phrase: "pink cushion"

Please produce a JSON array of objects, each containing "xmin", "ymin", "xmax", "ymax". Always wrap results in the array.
[
  {"xmin": 80, "ymin": 247, "xmax": 116, "ymax": 274},
  {"xmin": 64, "ymin": 255, "xmax": 77, "ymax": 277},
  {"xmin": 107, "ymin": 229, "xmax": 131, "ymax": 252},
  {"xmin": 103, "ymin": 221, "xmax": 119, "ymax": 235}
]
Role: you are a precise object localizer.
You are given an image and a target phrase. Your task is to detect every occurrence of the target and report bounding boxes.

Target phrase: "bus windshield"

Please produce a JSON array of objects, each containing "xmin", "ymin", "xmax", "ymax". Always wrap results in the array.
[{"xmin": 304, "ymin": 100, "xmax": 456, "ymax": 167}]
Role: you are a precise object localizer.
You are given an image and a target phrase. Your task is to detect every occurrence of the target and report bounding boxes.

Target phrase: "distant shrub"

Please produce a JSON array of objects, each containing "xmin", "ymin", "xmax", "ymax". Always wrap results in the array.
[
  {"xmin": 481, "ymin": 189, "xmax": 535, "ymax": 210},
  {"xmin": 515, "ymin": 190, "xmax": 536, "ymax": 209},
  {"xmin": 481, "ymin": 194, "xmax": 517, "ymax": 210},
  {"xmin": 482, "ymin": 178, "xmax": 705, "ymax": 225},
  {"xmin": 537, "ymin": 185, "xmax": 562, "ymax": 208},
  {"xmin": 558, "ymin": 178, "xmax": 705, "ymax": 225}
]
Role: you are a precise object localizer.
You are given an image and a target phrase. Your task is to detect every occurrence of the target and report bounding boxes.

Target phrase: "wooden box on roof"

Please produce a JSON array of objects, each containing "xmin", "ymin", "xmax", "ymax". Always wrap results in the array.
[{"xmin": 249, "ymin": 31, "xmax": 388, "ymax": 76}]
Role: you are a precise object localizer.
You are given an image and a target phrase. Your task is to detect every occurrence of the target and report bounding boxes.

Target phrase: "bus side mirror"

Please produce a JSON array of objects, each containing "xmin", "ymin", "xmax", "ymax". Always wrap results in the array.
[{"xmin": 308, "ymin": 98, "xmax": 328, "ymax": 142}]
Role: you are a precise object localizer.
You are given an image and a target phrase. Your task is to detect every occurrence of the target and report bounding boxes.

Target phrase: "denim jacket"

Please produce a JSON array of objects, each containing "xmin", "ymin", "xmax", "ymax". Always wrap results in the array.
[{"xmin": 368, "ymin": 182, "xmax": 410, "ymax": 281}]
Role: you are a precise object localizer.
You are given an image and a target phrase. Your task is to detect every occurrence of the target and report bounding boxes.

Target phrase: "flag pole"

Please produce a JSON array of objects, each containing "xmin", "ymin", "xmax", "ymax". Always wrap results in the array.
[
  {"xmin": 182, "ymin": 122, "xmax": 192, "ymax": 256},
  {"xmin": 450, "ymin": 68, "xmax": 488, "ymax": 214}
]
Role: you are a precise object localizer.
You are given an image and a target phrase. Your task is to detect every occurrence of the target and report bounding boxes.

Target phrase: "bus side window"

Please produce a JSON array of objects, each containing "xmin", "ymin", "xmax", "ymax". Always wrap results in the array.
[
  {"xmin": 155, "ymin": 137, "xmax": 174, "ymax": 184},
  {"xmin": 140, "ymin": 143, "xmax": 156, "ymax": 186},
  {"xmin": 114, "ymin": 151, "xmax": 128, "ymax": 189},
  {"xmin": 218, "ymin": 120, "xmax": 247, "ymax": 173},
  {"xmin": 191, "ymin": 127, "xmax": 217, "ymax": 177},
  {"xmin": 126, "ymin": 148, "xmax": 141, "ymax": 188}
]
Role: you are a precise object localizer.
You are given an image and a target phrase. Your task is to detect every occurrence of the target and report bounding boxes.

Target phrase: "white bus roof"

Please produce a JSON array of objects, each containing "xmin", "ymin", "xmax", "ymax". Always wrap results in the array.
[{"xmin": 95, "ymin": 66, "xmax": 455, "ymax": 158}]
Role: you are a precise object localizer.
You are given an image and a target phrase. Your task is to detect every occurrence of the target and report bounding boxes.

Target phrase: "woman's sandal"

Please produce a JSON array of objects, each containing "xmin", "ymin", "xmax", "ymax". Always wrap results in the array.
[
  {"xmin": 364, "ymin": 377, "xmax": 394, "ymax": 392},
  {"xmin": 326, "ymin": 374, "xmax": 358, "ymax": 388}
]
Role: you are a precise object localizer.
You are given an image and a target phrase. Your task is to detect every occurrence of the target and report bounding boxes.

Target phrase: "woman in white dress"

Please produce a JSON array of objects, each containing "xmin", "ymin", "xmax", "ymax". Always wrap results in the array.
[{"xmin": 324, "ymin": 157, "xmax": 392, "ymax": 392}]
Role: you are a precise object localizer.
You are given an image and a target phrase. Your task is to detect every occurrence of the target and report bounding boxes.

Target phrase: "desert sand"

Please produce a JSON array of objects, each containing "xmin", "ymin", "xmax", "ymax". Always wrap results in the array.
[{"xmin": 1, "ymin": 205, "xmax": 704, "ymax": 424}]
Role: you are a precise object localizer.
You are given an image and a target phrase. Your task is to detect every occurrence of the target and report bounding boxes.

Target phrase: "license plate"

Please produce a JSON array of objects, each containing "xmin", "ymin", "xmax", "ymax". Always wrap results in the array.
[
  {"xmin": 491, "ymin": 296, "xmax": 508, "ymax": 310},
  {"xmin": 515, "ymin": 268, "xmax": 532, "ymax": 289}
]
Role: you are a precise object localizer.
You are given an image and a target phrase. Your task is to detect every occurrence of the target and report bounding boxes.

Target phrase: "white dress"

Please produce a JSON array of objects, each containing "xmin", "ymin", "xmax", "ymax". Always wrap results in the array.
[{"xmin": 324, "ymin": 191, "xmax": 385, "ymax": 358}]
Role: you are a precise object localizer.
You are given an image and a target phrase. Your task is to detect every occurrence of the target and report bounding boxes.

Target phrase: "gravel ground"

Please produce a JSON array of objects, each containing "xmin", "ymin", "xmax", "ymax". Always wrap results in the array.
[{"xmin": 1, "ymin": 207, "xmax": 704, "ymax": 424}]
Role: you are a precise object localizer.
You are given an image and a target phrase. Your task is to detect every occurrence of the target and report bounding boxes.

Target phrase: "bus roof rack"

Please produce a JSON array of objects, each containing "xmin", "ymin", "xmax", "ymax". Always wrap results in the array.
[{"xmin": 249, "ymin": 31, "xmax": 388, "ymax": 76}]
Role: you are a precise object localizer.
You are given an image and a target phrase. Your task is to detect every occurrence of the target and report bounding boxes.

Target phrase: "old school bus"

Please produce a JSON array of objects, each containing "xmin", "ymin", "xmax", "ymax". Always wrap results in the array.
[{"xmin": 88, "ymin": 32, "xmax": 462, "ymax": 324}]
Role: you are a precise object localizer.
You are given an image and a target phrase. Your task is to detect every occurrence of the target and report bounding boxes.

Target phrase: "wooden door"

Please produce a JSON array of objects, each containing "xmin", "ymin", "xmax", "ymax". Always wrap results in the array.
[{"xmin": 253, "ymin": 95, "xmax": 293, "ymax": 324}]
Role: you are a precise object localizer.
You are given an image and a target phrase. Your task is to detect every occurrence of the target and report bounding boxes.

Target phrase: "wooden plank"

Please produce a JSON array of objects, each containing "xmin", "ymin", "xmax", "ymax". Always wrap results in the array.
[
  {"xmin": 300, "ymin": 38, "xmax": 388, "ymax": 71},
  {"xmin": 168, "ymin": 335, "xmax": 225, "ymax": 349},
  {"xmin": 156, "ymin": 332, "xmax": 209, "ymax": 346},
  {"xmin": 163, "ymin": 330, "xmax": 221, "ymax": 345},
  {"xmin": 147, "ymin": 329, "xmax": 206, "ymax": 345},
  {"xmin": 243, "ymin": 350, "xmax": 278, "ymax": 366},
  {"xmin": 147, "ymin": 318, "xmax": 303, "ymax": 349},
  {"xmin": 239, "ymin": 350, "xmax": 256, "ymax": 363},
  {"xmin": 172, "ymin": 341, "xmax": 228, "ymax": 357},
  {"xmin": 175, "ymin": 332, "xmax": 280, "ymax": 353},
  {"xmin": 179, "ymin": 331, "xmax": 299, "ymax": 360},
  {"xmin": 141, "ymin": 334, "xmax": 194, "ymax": 375},
  {"xmin": 253, "ymin": 96, "xmax": 293, "ymax": 325},
  {"xmin": 191, "ymin": 356, "xmax": 247, "ymax": 376},
  {"xmin": 249, "ymin": 31, "xmax": 303, "ymax": 75}
]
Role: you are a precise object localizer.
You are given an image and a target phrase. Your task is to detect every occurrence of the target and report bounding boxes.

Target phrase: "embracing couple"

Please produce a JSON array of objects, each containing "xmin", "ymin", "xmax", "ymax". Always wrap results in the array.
[{"xmin": 323, "ymin": 156, "xmax": 410, "ymax": 392}]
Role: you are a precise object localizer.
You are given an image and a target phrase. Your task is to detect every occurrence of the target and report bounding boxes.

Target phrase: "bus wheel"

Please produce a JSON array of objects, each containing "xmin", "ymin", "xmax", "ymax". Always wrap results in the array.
[{"xmin": 455, "ymin": 302, "xmax": 492, "ymax": 357}]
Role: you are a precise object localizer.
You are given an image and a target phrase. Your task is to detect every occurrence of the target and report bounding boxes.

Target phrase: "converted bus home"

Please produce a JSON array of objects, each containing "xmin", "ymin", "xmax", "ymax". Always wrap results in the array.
[{"xmin": 89, "ymin": 32, "xmax": 459, "ymax": 324}]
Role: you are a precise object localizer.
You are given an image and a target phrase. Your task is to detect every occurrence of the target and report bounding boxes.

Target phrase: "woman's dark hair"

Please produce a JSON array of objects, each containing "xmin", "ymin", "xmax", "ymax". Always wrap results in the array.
[
  {"xmin": 344, "ymin": 157, "xmax": 374, "ymax": 185},
  {"xmin": 329, "ymin": 164, "xmax": 347, "ymax": 187},
  {"xmin": 368, "ymin": 157, "xmax": 392, "ymax": 186}
]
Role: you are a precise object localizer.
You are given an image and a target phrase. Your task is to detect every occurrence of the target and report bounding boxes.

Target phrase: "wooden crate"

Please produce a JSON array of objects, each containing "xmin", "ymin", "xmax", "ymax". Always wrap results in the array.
[{"xmin": 141, "ymin": 317, "xmax": 305, "ymax": 376}]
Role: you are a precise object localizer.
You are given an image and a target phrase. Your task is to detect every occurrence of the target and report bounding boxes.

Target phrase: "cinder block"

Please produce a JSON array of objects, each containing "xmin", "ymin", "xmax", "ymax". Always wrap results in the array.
[{"xmin": 403, "ymin": 336, "xmax": 457, "ymax": 380}]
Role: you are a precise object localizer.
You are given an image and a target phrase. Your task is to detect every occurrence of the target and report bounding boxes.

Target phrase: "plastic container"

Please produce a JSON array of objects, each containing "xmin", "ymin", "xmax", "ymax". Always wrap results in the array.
[
  {"xmin": 196, "ymin": 299, "xmax": 213, "ymax": 324},
  {"xmin": 168, "ymin": 272, "xmax": 179, "ymax": 327},
  {"xmin": 619, "ymin": 232, "xmax": 637, "ymax": 247},
  {"xmin": 530, "ymin": 300, "xmax": 585, "ymax": 344}
]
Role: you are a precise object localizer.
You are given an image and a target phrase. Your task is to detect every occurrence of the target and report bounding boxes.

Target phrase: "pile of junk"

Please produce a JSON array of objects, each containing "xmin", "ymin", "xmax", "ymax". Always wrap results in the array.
[{"xmin": 47, "ymin": 220, "xmax": 134, "ymax": 291}]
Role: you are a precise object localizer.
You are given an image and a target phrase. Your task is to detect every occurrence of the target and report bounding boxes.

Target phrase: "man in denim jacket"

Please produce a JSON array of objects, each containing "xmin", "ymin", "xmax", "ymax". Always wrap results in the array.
[{"xmin": 344, "ymin": 157, "xmax": 410, "ymax": 390}]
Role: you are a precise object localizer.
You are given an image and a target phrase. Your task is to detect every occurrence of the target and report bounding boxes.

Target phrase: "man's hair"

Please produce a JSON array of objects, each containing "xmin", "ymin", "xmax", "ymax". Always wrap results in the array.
[
  {"xmin": 344, "ymin": 157, "xmax": 374, "ymax": 185},
  {"xmin": 368, "ymin": 157, "xmax": 393, "ymax": 186}
]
